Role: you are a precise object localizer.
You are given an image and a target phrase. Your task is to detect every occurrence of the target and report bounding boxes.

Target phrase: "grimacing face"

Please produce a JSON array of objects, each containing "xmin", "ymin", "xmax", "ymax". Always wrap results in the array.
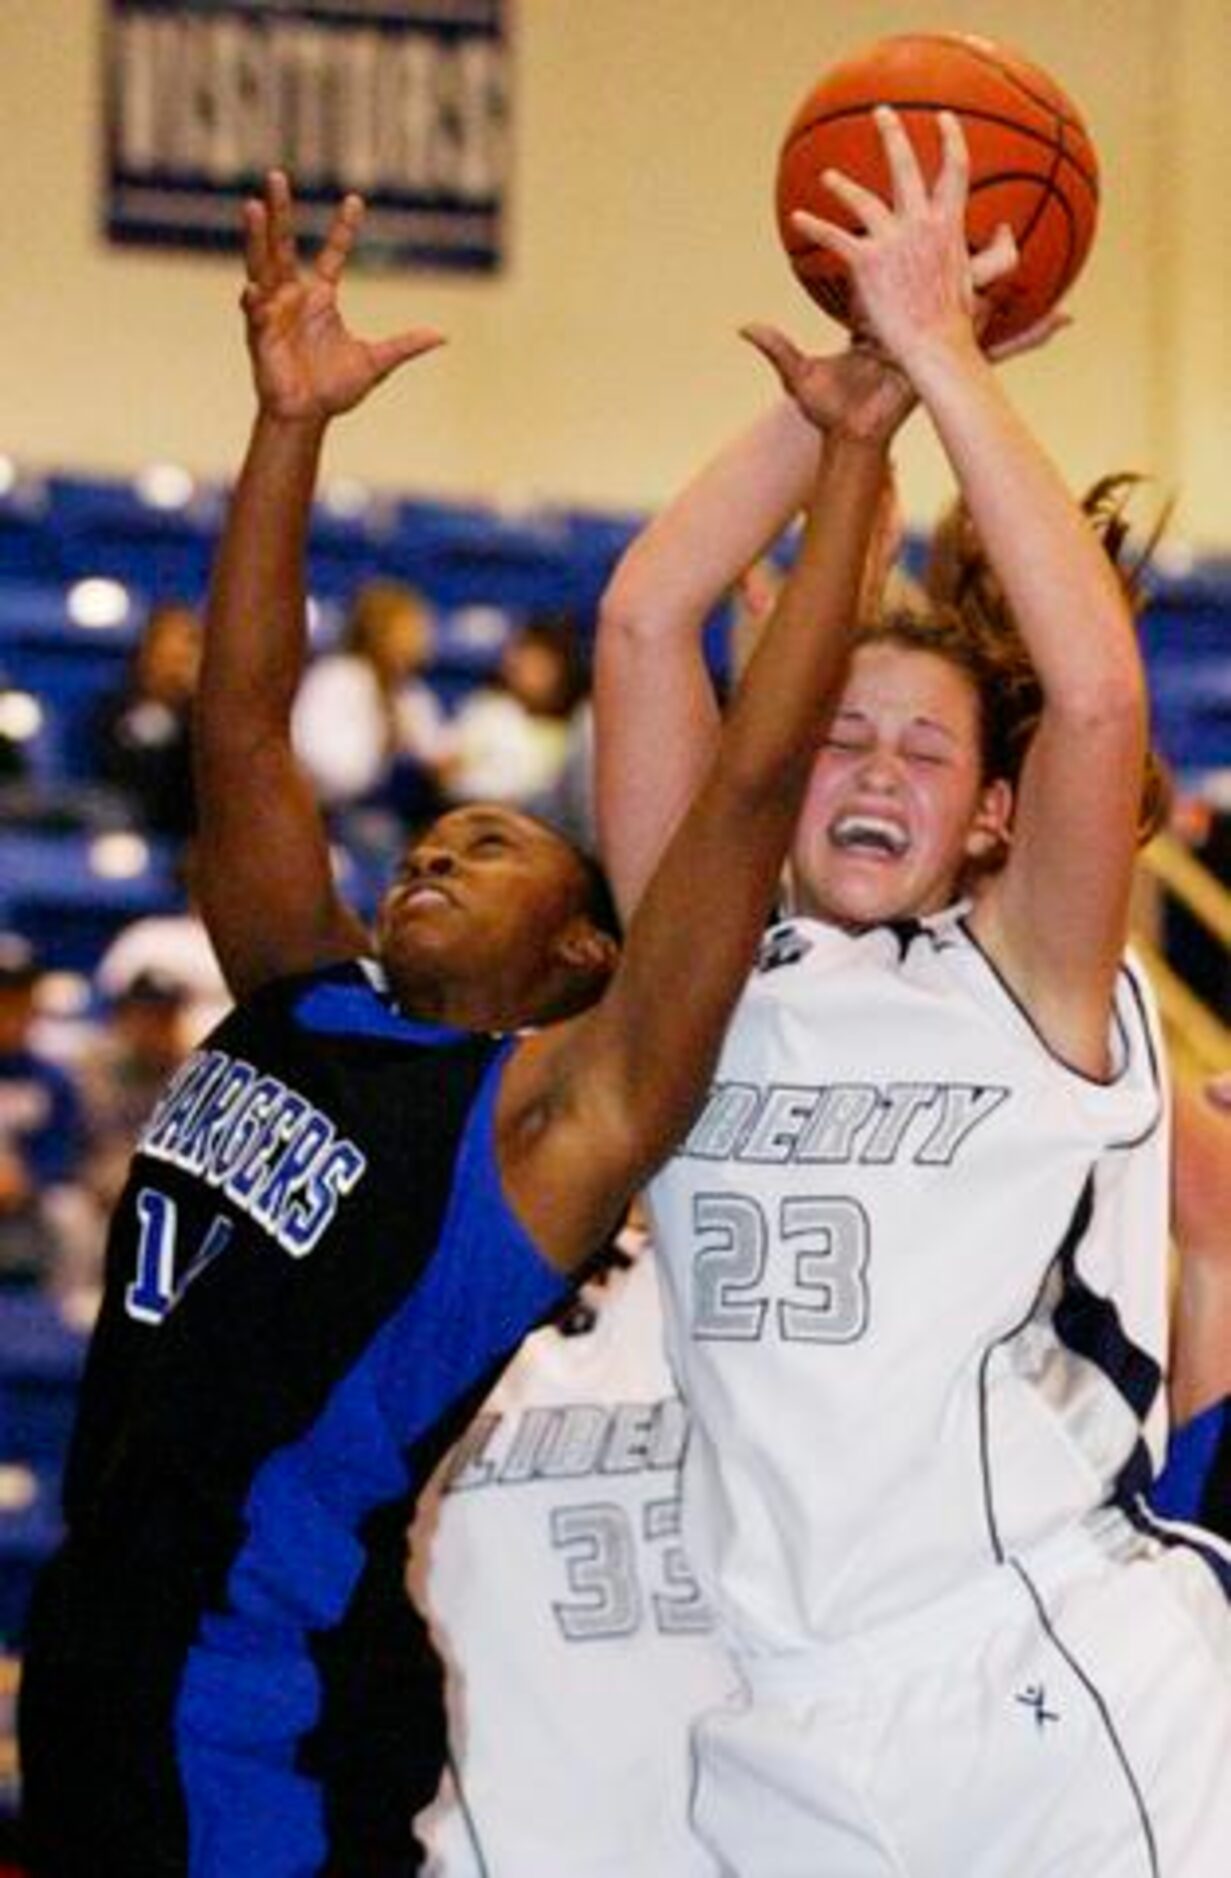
[
  {"xmin": 374, "ymin": 805, "xmax": 607, "ymax": 1024},
  {"xmin": 789, "ymin": 640, "xmax": 1012, "ymax": 930}
]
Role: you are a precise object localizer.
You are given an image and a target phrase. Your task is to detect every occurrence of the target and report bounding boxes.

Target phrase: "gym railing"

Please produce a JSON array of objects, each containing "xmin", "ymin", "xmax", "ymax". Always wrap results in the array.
[{"xmin": 1134, "ymin": 832, "xmax": 1230, "ymax": 1084}]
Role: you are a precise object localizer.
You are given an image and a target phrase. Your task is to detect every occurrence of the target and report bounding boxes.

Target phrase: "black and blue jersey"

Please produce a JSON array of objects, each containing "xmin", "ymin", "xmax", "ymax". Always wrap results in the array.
[
  {"xmin": 19, "ymin": 959, "xmax": 568, "ymax": 1876},
  {"xmin": 1152, "ymin": 1397, "xmax": 1231, "ymax": 1541}
]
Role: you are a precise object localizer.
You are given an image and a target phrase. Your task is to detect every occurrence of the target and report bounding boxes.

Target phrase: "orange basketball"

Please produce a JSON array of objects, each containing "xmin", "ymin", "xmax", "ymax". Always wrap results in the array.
[{"xmin": 775, "ymin": 32, "xmax": 1099, "ymax": 346}]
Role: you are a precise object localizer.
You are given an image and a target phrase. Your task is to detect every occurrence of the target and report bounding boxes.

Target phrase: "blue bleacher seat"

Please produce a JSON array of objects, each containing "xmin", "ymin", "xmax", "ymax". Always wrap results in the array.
[
  {"xmin": 390, "ymin": 500, "xmax": 602, "ymax": 615},
  {"xmin": 0, "ymin": 580, "xmax": 141, "ymax": 785},
  {"xmin": 2, "ymin": 653, "xmax": 134, "ymax": 788},
  {"xmin": 0, "ymin": 1294, "xmax": 85, "ymax": 1648},
  {"xmin": 0, "ymin": 487, "xmax": 60, "ymax": 584},
  {"xmin": 0, "ymin": 1473, "xmax": 63, "ymax": 1648},
  {"xmin": 306, "ymin": 496, "xmax": 402, "ymax": 599},
  {"xmin": 47, "ymin": 473, "xmax": 222, "ymax": 600},
  {"xmin": 1140, "ymin": 569, "xmax": 1231, "ymax": 779},
  {"xmin": 0, "ymin": 1296, "xmax": 86, "ymax": 1468},
  {"xmin": 0, "ymin": 579, "xmax": 139, "ymax": 648},
  {"xmin": 0, "ymin": 828, "xmax": 180, "ymax": 969},
  {"xmin": 0, "ymin": 462, "xmax": 1223, "ymax": 812}
]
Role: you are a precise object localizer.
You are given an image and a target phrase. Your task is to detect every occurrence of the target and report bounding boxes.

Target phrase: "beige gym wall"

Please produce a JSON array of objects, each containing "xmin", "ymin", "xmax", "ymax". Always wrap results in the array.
[{"xmin": 0, "ymin": 1, "xmax": 1226, "ymax": 547}]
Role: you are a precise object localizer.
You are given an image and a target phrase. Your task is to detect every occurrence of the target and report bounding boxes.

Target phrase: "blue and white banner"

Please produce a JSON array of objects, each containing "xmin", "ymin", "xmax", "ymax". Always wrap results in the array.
[{"xmin": 104, "ymin": 0, "xmax": 510, "ymax": 271}]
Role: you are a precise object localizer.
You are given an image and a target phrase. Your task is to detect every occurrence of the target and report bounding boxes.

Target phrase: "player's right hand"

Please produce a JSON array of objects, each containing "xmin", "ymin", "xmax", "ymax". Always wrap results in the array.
[{"xmin": 241, "ymin": 170, "xmax": 446, "ymax": 423}]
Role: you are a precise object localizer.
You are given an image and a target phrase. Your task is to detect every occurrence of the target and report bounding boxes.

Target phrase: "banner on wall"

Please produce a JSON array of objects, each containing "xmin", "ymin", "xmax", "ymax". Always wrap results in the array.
[{"xmin": 104, "ymin": 0, "xmax": 510, "ymax": 271}]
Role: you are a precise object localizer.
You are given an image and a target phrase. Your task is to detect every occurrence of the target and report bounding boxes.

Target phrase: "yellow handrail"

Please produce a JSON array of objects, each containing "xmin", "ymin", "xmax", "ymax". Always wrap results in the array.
[
  {"xmin": 1134, "ymin": 832, "xmax": 1229, "ymax": 1080},
  {"xmin": 1141, "ymin": 832, "xmax": 1231, "ymax": 950},
  {"xmin": 1132, "ymin": 937, "xmax": 1230, "ymax": 1080}
]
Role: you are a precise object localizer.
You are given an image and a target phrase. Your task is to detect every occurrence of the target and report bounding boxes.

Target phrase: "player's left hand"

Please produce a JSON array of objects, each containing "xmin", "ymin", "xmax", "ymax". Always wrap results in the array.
[{"xmin": 739, "ymin": 322, "xmax": 915, "ymax": 442}]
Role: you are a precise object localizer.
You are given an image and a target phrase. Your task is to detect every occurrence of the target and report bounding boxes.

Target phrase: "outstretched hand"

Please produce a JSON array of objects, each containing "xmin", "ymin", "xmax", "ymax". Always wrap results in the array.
[
  {"xmin": 740, "ymin": 323, "xmax": 915, "ymax": 443},
  {"xmin": 742, "ymin": 298, "xmax": 1070, "ymax": 442},
  {"xmin": 788, "ymin": 106, "xmax": 1020, "ymax": 373},
  {"xmin": 241, "ymin": 171, "xmax": 446, "ymax": 422}
]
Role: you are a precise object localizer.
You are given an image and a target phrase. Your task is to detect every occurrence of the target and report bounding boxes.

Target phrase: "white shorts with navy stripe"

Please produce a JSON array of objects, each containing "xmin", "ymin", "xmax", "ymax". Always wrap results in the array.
[{"xmin": 690, "ymin": 1515, "xmax": 1231, "ymax": 1877}]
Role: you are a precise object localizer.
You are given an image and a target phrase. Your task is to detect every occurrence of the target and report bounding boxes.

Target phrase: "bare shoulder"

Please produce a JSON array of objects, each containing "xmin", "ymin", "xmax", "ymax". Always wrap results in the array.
[{"xmin": 492, "ymin": 1016, "xmax": 637, "ymax": 1276}]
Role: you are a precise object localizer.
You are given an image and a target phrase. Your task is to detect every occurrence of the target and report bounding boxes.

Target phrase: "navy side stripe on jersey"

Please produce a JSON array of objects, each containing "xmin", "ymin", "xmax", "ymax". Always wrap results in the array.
[
  {"xmin": 980, "ymin": 1173, "xmax": 1164, "ymax": 1559},
  {"xmin": 1050, "ymin": 1190, "xmax": 1163, "ymax": 1505}
]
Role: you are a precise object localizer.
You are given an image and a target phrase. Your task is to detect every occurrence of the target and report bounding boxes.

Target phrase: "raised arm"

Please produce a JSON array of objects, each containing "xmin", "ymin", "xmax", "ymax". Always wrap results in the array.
[
  {"xmin": 194, "ymin": 172, "xmax": 444, "ymax": 999},
  {"xmin": 503, "ymin": 374, "xmax": 903, "ymax": 1269},
  {"xmin": 795, "ymin": 108, "xmax": 1146, "ymax": 1071},
  {"xmin": 594, "ymin": 398, "xmax": 821, "ymax": 919},
  {"xmin": 595, "ymin": 335, "xmax": 925, "ymax": 923}
]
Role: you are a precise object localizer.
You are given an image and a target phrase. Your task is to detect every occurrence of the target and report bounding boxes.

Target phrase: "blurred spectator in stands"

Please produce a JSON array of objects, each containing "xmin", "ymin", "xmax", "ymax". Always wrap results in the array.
[
  {"xmin": 442, "ymin": 611, "xmax": 590, "ymax": 811},
  {"xmin": 92, "ymin": 600, "xmax": 202, "ymax": 837},
  {"xmin": 293, "ymin": 578, "xmax": 449, "ymax": 829},
  {"xmin": 0, "ymin": 933, "xmax": 87, "ymax": 1289},
  {"xmin": 94, "ymin": 840, "xmax": 231, "ymax": 1045},
  {"xmin": 536, "ymin": 698, "xmax": 597, "ymax": 851}
]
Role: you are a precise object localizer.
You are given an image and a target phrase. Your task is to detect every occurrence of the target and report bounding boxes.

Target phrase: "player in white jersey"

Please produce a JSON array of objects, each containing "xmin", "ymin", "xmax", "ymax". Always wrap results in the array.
[
  {"xmin": 411, "ymin": 1226, "xmax": 732, "ymax": 1877},
  {"xmin": 596, "ymin": 107, "xmax": 1231, "ymax": 1876}
]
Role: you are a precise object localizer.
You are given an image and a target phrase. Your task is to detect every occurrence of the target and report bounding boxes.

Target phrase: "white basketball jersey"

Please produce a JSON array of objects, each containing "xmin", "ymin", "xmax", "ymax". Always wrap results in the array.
[
  {"xmin": 412, "ymin": 1245, "xmax": 732, "ymax": 1877},
  {"xmin": 647, "ymin": 910, "xmax": 1170, "ymax": 1653}
]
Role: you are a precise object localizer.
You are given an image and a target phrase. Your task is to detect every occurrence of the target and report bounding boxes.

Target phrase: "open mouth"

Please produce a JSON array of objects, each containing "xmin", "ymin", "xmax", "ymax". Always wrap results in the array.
[{"xmin": 829, "ymin": 813, "xmax": 910, "ymax": 859}]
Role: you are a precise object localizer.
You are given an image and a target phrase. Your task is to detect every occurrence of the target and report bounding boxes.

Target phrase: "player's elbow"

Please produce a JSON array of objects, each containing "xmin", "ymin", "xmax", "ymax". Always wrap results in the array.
[
  {"xmin": 596, "ymin": 575, "xmax": 669, "ymax": 662},
  {"xmin": 1054, "ymin": 658, "xmax": 1147, "ymax": 751},
  {"xmin": 598, "ymin": 531, "xmax": 706, "ymax": 653}
]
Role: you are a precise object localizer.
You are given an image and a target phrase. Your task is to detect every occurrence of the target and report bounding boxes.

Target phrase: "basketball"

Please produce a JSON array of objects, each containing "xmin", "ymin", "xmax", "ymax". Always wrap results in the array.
[{"xmin": 774, "ymin": 32, "xmax": 1100, "ymax": 346}]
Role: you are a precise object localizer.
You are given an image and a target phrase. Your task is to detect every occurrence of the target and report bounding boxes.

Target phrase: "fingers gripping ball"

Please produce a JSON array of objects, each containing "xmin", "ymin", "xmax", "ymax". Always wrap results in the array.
[{"xmin": 775, "ymin": 32, "xmax": 1099, "ymax": 346}]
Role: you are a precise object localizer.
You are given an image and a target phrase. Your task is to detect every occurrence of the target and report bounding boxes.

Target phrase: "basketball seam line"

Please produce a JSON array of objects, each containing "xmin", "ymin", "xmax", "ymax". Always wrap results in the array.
[
  {"xmin": 890, "ymin": 32, "xmax": 1088, "ymax": 127},
  {"xmin": 782, "ymin": 102, "xmax": 1099, "ymax": 198}
]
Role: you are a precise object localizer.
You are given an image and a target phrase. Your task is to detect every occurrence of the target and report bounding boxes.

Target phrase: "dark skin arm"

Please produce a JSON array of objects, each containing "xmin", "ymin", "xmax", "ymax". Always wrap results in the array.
[
  {"xmin": 194, "ymin": 173, "xmax": 444, "ymax": 999},
  {"xmin": 196, "ymin": 171, "xmax": 898, "ymax": 1277},
  {"xmin": 501, "ymin": 366, "xmax": 911, "ymax": 1269},
  {"xmin": 563, "ymin": 210, "xmax": 1049, "ymax": 1273}
]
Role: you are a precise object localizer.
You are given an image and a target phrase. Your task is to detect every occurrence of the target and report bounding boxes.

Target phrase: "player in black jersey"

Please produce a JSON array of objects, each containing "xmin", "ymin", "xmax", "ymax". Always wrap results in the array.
[{"xmin": 17, "ymin": 171, "xmax": 906, "ymax": 1876}]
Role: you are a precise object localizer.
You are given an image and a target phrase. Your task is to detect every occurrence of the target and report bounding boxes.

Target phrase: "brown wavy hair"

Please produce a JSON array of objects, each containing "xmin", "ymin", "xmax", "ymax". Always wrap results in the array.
[{"xmin": 913, "ymin": 472, "xmax": 1172, "ymax": 847}]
